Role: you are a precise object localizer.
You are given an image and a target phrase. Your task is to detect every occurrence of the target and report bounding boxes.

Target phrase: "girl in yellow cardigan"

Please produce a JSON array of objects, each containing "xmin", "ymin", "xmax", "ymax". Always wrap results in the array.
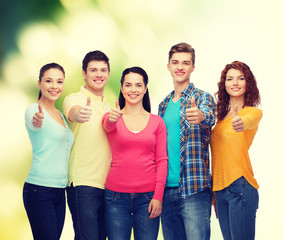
[{"xmin": 210, "ymin": 61, "xmax": 262, "ymax": 240}]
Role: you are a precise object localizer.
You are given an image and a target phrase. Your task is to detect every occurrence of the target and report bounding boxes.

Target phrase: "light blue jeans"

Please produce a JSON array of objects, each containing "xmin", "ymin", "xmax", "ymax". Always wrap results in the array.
[
  {"xmin": 161, "ymin": 187, "xmax": 212, "ymax": 240},
  {"xmin": 215, "ymin": 176, "xmax": 259, "ymax": 240},
  {"xmin": 105, "ymin": 189, "xmax": 160, "ymax": 240}
]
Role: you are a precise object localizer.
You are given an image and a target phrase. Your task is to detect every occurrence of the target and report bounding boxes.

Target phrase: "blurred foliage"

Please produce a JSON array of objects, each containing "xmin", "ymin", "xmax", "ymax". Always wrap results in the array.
[{"xmin": 0, "ymin": 0, "xmax": 66, "ymax": 74}]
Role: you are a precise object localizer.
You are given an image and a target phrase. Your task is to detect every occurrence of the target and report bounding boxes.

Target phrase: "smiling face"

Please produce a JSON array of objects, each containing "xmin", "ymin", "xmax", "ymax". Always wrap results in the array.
[
  {"xmin": 37, "ymin": 68, "xmax": 64, "ymax": 102},
  {"xmin": 121, "ymin": 72, "xmax": 147, "ymax": 106},
  {"xmin": 167, "ymin": 52, "xmax": 195, "ymax": 85},
  {"xmin": 225, "ymin": 68, "xmax": 246, "ymax": 100},
  {"xmin": 83, "ymin": 60, "xmax": 109, "ymax": 96}
]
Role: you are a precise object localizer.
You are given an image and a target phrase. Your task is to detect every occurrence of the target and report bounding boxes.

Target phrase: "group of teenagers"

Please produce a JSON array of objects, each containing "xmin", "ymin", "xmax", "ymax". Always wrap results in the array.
[{"xmin": 23, "ymin": 42, "xmax": 262, "ymax": 240}]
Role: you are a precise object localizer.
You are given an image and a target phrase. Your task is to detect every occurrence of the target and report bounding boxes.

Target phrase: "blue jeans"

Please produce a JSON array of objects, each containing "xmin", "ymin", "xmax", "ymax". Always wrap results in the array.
[
  {"xmin": 23, "ymin": 182, "xmax": 66, "ymax": 240},
  {"xmin": 66, "ymin": 184, "xmax": 106, "ymax": 240},
  {"xmin": 105, "ymin": 189, "xmax": 160, "ymax": 240},
  {"xmin": 161, "ymin": 187, "xmax": 212, "ymax": 240},
  {"xmin": 215, "ymin": 176, "xmax": 259, "ymax": 240}
]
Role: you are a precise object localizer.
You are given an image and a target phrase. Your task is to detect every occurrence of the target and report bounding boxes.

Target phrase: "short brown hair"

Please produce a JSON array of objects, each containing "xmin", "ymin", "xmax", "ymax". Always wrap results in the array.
[{"xmin": 168, "ymin": 42, "xmax": 195, "ymax": 65}]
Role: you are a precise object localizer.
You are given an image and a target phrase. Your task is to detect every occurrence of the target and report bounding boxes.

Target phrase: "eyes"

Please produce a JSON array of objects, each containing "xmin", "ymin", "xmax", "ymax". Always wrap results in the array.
[
  {"xmin": 124, "ymin": 83, "xmax": 144, "ymax": 88},
  {"xmin": 171, "ymin": 60, "xmax": 191, "ymax": 66},
  {"xmin": 90, "ymin": 68, "xmax": 108, "ymax": 73},
  {"xmin": 44, "ymin": 79, "xmax": 64, "ymax": 84},
  {"xmin": 226, "ymin": 77, "xmax": 245, "ymax": 81}
]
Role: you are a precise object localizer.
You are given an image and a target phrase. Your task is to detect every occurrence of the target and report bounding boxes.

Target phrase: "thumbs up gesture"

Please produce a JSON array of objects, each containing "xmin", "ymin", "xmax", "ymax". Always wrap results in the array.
[
  {"xmin": 109, "ymin": 99, "xmax": 122, "ymax": 123},
  {"xmin": 232, "ymin": 105, "xmax": 244, "ymax": 132},
  {"xmin": 33, "ymin": 103, "xmax": 44, "ymax": 128},
  {"xmin": 77, "ymin": 97, "xmax": 92, "ymax": 123},
  {"xmin": 185, "ymin": 97, "xmax": 205, "ymax": 124}
]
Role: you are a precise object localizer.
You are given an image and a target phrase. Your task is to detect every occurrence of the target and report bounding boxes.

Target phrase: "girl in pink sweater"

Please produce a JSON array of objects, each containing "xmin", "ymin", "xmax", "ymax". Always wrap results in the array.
[{"xmin": 102, "ymin": 67, "xmax": 168, "ymax": 240}]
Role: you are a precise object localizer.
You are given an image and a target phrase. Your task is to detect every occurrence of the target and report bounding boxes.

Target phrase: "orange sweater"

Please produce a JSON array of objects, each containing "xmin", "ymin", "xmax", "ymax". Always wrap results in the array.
[{"xmin": 210, "ymin": 107, "xmax": 262, "ymax": 192}]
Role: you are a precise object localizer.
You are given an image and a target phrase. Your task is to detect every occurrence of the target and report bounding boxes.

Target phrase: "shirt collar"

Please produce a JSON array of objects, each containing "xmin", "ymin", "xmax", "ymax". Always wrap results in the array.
[{"xmin": 181, "ymin": 83, "xmax": 195, "ymax": 97}]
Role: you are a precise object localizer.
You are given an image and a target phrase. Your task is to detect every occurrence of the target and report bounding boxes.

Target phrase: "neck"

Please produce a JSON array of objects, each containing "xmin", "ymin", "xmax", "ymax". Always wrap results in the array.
[
  {"xmin": 122, "ymin": 103, "xmax": 147, "ymax": 115},
  {"xmin": 37, "ymin": 98, "xmax": 56, "ymax": 111},
  {"xmin": 230, "ymin": 96, "xmax": 245, "ymax": 109},
  {"xmin": 84, "ymin": 86, "xmax": 104, "ymax": 98},
  {"xmin": 173, "ymin": 80, "xmax": 190, "ymax": 101}
]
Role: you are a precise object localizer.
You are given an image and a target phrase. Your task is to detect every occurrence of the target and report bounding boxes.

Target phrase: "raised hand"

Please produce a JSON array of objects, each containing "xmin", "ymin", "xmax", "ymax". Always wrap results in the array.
[
  {"xmin": 232, "ymin": 105, "xmax": 244, "ymax": 132},
  {"xmin": 108, "ymin": 99, "xmax": 122, "ymax": 123},
  {"xmin": 185, "ymin": 97, "xmax": 205, "ymax": 124},
  {"xmin": 33, "ymin": 103, "xmax": 44, "ymax": 128},
  {"xmin": 77, "ymin": 97, "xmax": 92, "ymax": 123}
]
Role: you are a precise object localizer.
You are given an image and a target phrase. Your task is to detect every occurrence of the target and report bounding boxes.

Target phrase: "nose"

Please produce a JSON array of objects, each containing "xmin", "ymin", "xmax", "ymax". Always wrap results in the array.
[
  {"xmin": 52, "ymin": 81, "xmax": 58, "ymax": 88},
  {"xmin": 178, "ymin": 62, "xmax": 183, "ymax": 69},
  {"xmin": 130, "ymin": 85, "xmax": 136, "ymax": 92},
  {"xmin": 232, "ymin": 78, "xmax": 238, "ymax": 85}
]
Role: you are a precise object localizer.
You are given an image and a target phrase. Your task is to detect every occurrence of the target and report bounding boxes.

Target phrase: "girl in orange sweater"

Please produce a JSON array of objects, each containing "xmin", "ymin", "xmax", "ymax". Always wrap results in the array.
[{"xmin": 210, "ymin": 61, "xmax": 262, "ymax": 240}]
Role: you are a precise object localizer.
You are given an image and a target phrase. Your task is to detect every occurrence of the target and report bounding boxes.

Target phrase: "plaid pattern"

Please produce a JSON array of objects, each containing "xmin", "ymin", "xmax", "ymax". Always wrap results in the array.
[{"xmin": 158, "ymin": 83, "xmax": 216, "ymax": 198}]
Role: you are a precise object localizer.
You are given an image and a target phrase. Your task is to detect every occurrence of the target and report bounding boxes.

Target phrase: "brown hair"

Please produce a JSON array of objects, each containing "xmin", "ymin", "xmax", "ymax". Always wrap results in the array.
[
  {"xmin": 168, "ymin": 42, "xmax": 195, "ymax": 65},
  {"xmin": 215, "ymin": 61, "xmax": 260, "ymax": 121}
]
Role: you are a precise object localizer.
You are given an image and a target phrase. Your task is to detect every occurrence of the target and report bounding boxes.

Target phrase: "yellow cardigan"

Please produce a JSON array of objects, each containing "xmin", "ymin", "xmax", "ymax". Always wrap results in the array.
[{"xmin": 210, "ymin": 107, "xmax": 262, "ymax": 192}]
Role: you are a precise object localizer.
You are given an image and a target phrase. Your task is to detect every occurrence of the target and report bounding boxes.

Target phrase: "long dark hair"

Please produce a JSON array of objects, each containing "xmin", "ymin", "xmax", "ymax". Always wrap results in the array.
[
  {"xmin": 37, "ymin": 63, "xmax": 65, "ymax": 100},
  {"xmin": 215, "ymin": 61, "xmax": 260, "ymax": 121},
  {"xmin": 118, "ymin": 67, "xmax": 151, "ymax": 113}
]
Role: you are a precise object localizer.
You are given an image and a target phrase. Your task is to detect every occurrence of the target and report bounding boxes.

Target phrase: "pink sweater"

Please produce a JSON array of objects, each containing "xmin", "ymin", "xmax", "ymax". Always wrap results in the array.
[{"xmin": 102, "ymin": 113, "xmax": 168, "ymax": 202}]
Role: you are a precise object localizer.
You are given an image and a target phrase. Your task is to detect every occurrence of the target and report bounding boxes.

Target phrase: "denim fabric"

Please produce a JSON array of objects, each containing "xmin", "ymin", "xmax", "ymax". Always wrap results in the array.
[
  {"xmin": 105, "ymin": 189, "xmax": 159, "ymax": 240},
  {"xmin": 215, "ymin": 176, "xmax": 259, "ymax": 240},
  {"xmin": 66, "ymin": 184, "xmax": 106, "ymax": 240},
  {"xmin": 161, "ymin": 187, "xmax": 212, "ymax": 240},
  {"xmin": 23, "ymin": 182, "xmax": 66, "ymax": 240}
]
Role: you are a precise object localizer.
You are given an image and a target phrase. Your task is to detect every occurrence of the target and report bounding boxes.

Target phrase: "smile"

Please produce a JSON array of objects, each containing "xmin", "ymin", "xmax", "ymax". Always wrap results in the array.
[
  {"xmin": 175, "ymin": 71, "xmax": 185, "ymax": 75},
  {"xmin": 48, "ymin": 91, "xmax": 59, "ymax": 95},
  {"xmin": 231, "ymin": 88, "xmax": 241, "ymax": 91},
  {"xmin": 94, "ymin": 79, "xmax": 104, "ymax": 83},
  {"xmin": 128, "ymin": 94, "xmax": 139, "ymax": 98}
]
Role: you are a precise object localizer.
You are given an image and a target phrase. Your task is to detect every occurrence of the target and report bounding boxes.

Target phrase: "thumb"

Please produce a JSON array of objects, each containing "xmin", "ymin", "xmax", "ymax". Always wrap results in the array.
[
  {"xmin": 148, "ymin": 201, "xmax": 152, "ymax": 213},
  {"xmin": 191, "ymin": 97, "xmax": 196, "ymax": 108},
  {"xmin": 86, "ymin": 97, "xmax": 91, "ymax": 106},
  {"xmin": 115, "ymin": 99, "xmax": 120, "ymax": 110},
  {"xmin": 233, "ymin": 105, "xmax": 238, "ymax": 118},
  {"xmin": 38, "ymin": 103, "xmax": 43, "ymax": 113}
]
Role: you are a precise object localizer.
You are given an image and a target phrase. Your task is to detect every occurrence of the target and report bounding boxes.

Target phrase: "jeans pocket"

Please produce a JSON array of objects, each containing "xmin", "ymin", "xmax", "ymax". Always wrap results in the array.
[
  {"xmin": 226, "ymin": 184, "xmax": 244, "ymax": 197},
  {"xmin": 144, "ymin": 191, "xmax": 154, "ymax": 201},
  {"xmin": 105, "ymin": 189, "xmax": 118, "ymax": 202}
]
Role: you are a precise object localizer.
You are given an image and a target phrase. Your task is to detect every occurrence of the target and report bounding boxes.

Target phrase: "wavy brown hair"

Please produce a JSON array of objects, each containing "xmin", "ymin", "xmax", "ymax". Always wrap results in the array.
[{"xmin": 215, "ymin": 61, "xmax": 260, "ymax": 121}]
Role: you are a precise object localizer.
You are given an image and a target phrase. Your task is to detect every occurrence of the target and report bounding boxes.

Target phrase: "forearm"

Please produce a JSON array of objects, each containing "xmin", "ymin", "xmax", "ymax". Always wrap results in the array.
[
  {"xmin": 241, "ymin": 109, "xmax": 263, "ymax": 130},
  {"xmin": 102, "ymin": 112, "xmax": 117, "ymax": 133},
  {"xmin": 68, "ymin": 105, "xmax": 81, "ymax": 122},
  {"xmin": 199, "ymin": 94, "xmax": 216, "ymax": 127},
  {"xmin": 153, "ymin": 156, "xmax": 168, "ymax": 201}
]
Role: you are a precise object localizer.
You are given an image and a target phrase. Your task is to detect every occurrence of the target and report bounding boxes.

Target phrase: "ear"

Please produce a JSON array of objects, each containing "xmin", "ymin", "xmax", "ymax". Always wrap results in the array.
[
  {"xmin": 167, "ymin": 63, "xmax": 170, "ymax": 71},
  {"xmin": 144, "ymin": 86, "xmax": 148, "ymax": 95},
  {"xmin": 37, "ymin": 80, "xmax": 41, "ymax": 89},
  {"xmin": 82, "ymin": 69, "xmax": 87, "ymax": 80}
]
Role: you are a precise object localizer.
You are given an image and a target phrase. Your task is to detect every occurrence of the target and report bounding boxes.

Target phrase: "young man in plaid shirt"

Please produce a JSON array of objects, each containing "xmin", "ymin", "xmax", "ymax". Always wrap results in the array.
[{"xmin": 158, "ymin": 42, "xmax": 215, "ymax": 240}]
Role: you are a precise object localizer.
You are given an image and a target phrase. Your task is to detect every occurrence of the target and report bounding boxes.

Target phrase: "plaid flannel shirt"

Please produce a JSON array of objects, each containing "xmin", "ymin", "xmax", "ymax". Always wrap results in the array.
[{"xmin": 158, "ymin": 83, "xmax": 216, "ymax": 198}]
